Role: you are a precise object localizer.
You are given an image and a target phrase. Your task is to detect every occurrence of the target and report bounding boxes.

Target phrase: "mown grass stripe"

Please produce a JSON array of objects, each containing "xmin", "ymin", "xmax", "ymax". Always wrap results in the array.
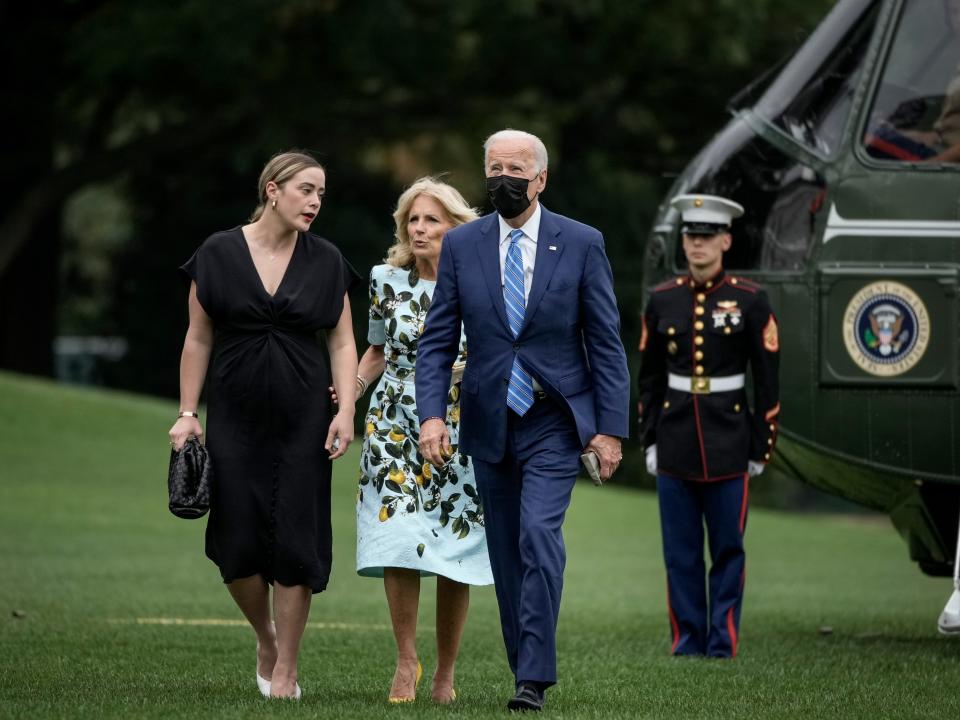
[{"xmin": 105, "ymin": 618, "xmax": 404, "ymax": 630}]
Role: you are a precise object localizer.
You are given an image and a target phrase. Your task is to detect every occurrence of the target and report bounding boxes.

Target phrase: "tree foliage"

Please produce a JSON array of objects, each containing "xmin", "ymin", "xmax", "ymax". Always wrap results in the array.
[{"xmin": 1, "ymin": 0, "xmax": 834, "ymax": 391}]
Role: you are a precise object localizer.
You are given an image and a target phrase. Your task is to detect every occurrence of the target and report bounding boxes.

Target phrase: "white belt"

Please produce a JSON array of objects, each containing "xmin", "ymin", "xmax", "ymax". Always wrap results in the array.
[{"xmin": 668, "ymin": 372, "xmax": 745, "ymax": 394}]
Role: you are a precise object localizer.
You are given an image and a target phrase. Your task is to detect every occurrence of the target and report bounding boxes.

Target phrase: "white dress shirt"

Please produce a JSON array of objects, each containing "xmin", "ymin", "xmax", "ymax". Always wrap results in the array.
[{"xmin": 497, "ymin": 202, "xmax": 540, "ymax": 304}]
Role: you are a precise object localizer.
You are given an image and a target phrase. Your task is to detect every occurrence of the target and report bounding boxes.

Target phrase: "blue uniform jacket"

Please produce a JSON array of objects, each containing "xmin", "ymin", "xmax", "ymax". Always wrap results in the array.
[
  {"xmin": 637, "ymin": 271, "xmax": 781, "ymax": 481},
  {"xmin": 415, "ymin": 206, "xmax": 630, "ymax": 463}
]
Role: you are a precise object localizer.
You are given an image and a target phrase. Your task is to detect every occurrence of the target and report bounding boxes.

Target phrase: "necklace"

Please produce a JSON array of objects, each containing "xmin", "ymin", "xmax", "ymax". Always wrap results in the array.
[{"xmin": 247, "ymin": 228, "xmax": 294, "ymax": 263}]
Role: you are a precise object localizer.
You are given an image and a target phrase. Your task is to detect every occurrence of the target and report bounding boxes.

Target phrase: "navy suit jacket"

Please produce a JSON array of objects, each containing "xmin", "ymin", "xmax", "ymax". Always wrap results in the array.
[{"xmin": 416, "ymin": 206, "xmax": 630, "ymax": 463}]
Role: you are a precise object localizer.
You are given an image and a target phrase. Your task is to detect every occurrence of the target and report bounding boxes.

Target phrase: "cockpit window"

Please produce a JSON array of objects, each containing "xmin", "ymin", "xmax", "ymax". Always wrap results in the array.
[
  {"xmin": 862, "ymin": 0, "xmax": 960, "ymax": 164},
  {"xmin": 752, "ymin": 0, "xmax": 880, "ymax": 157}
]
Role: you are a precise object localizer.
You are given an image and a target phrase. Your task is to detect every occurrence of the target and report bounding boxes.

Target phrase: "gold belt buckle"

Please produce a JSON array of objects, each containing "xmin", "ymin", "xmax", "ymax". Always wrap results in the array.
[{"xmin": 690, "ymin": 376, "xmax": 710, "ymax": 394}]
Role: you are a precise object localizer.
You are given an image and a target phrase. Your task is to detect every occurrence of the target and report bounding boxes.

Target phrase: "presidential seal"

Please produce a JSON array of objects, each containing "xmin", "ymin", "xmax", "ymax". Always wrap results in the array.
[{"xmin": 842, "ymin": 281, "xmax": 930, "ymax": 377}]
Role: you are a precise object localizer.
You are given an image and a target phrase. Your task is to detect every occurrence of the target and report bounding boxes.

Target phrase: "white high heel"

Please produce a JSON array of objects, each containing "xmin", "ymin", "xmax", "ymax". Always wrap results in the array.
[
  {"xmin": 939, "ymin": 504, "xmax": 960, "ymax": 635},
  {"xmin": 939, "ymin": 589, "xmax": 960, "ymax": 635},
  {"xmin": 257, "ymin": 673, "xmax": 302, "ymax": 699}
]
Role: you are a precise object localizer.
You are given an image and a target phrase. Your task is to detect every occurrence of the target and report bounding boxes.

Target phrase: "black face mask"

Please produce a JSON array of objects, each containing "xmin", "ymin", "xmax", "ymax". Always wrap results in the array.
[{"xmin": 486, "ymin": 174, "xmax": 535, "ymax": 219}]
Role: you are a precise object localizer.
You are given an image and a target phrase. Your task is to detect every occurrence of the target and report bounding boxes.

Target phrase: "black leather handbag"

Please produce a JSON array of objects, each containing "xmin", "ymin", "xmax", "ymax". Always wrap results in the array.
[{"xmin": 167, "ymin": 437, "xmax": 213, "ymax": 519}]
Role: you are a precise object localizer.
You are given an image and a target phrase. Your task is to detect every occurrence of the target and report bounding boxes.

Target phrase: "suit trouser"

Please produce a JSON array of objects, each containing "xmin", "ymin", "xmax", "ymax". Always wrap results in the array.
[
  {"xmin": 472, "ymin": 396, "xmax": 580, "ymax": 687},
  {"xmin": 657, "ymin": 473, "xmax": 749, "ymax": 657}
]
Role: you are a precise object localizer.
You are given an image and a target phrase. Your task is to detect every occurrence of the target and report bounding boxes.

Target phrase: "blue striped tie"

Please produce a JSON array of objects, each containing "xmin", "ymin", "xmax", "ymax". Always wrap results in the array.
[{"xmin": 504, "ymin": 229, "xmax": 534, "ymax": 416}]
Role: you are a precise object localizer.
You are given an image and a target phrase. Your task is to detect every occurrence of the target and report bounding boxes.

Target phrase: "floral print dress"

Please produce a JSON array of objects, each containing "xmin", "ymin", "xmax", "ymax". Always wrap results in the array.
[{"xmin": 356, "ymin": 264, "xmax": 493, "ymax": 585}]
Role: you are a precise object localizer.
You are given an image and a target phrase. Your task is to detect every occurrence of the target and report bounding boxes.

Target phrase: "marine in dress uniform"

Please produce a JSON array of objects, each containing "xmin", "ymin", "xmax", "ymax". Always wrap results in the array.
[{"xmin": 637, "ymin": 194, "xmax": 780, "ymax": 658}]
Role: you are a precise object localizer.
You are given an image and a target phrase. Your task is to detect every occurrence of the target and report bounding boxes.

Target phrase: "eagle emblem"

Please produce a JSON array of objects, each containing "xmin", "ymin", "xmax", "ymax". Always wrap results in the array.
[{"xmin": 866, "ymin": 303, "xmax": 907, "ymax": 356}]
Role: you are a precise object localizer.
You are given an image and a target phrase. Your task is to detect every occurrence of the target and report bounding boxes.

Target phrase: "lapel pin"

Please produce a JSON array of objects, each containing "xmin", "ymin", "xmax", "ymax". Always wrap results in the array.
[{"xmin": 549, "ymin": 245, "xmax": 557, "ymax": 251}]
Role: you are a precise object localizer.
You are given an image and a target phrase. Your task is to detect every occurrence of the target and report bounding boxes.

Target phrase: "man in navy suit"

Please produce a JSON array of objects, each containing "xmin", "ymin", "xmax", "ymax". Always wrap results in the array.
[{"xmin": 416, "ymin": 129, "xmax": 629, "ymax": 711}]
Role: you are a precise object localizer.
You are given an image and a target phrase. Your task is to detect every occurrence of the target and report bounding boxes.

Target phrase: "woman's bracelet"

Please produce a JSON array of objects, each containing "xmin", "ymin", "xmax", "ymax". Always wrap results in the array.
[
  {"xmin": 178, "ymin": 411, "xmax": 199, "ymax": 419},
  {"xmin": 356, "ymin": 375, "xmax": 367, "ymax": 394}
]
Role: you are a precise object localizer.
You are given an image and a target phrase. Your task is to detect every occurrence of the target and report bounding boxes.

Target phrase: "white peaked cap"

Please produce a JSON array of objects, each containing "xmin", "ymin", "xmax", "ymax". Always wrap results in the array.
[{"xmin": 670, "ymin": 194, "xmax": 745, "ymax": 231}]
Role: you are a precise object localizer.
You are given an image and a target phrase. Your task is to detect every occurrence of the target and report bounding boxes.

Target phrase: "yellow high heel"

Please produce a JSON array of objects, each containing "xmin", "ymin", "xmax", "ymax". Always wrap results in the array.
[{"xmin": 388, "ymin": 660, "xmax": 423, "ymax": 704}]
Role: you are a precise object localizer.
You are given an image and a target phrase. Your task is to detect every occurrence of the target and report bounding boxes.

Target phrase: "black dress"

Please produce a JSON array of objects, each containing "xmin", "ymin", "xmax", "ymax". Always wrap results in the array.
[{"xmin": 180, "ymin": 228, "xmax": 359, "ymax": 593}]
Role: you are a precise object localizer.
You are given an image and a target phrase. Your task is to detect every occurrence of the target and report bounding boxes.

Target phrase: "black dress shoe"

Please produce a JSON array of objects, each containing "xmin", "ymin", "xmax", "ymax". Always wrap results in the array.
[{"xmin": 507, "ymin": 682, "xmax": 544, "ymax": 712}]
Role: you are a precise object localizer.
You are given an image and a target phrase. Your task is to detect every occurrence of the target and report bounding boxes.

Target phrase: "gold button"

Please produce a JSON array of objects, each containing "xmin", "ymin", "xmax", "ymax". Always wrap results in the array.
[
  {"xmin": 731, "ymin": 278, "xmax": 738, "ymax": 285},
  {"xmin": 694, "ymin": 350, "xmax": 704, "ymax": 361},
  {"xmin": 694, "ymin": 320, "xmax": 704, "ymax": 331},
  {"xmin": 706, "ymin": 281, "xmax": 713, "ymax": 288},
  {"xmin": 769, "ymin": 423, "xmax": 776, "ymax": 431},
  {"xmin": 676, "ymin": 278, "xmax": 684, "ymax": 286},
  {"xmin": 667, "ymin": 327, "xmax": 676, "ymax": 336},
  {"xmin": 696, "ymin": 293, "xmax": 706, "ymax": 302},
  {"xmin": 767, "ymin": 438, "xmax": 774, "ymax": 445},
  {"xmin": 694, "ymin": 336, "xmax": 704, "ymax": 346},
  {"xmin": 663, "ymin": 400, "xmax": 670, "ymax": 409},
  {"xmin": 724, "ymin": 327, "xmax": 732, "ymax": 335},
  {"xmin": 695, "ymin": 366, "xmax": 704, "ymax": 375},
  {"xmin": 696, "ymin": 378, "xmax": 708, "ymax": 390},
  {"xmin": 764, "ymin": 452, "xmax": 770, "ymax": 460},
  {"xmin": 734, "ymin": 403, "xmax": 741, "ymax": 412},
  {"xmin": 695, "ymin": 306, "xmax": 705, "ymax": 316}
]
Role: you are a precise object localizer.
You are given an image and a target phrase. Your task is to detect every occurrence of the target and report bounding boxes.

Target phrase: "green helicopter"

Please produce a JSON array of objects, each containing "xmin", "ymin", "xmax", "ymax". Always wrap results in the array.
[{"xmin": 642, "ymin": 0, "xmax": 960, "ymax": 631}]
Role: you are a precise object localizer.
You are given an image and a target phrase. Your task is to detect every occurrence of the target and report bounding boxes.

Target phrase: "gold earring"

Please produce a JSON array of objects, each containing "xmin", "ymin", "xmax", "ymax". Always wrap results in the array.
[{"xmin": 271, "ymin": 200, "xmax": 277, "ymax": 210}]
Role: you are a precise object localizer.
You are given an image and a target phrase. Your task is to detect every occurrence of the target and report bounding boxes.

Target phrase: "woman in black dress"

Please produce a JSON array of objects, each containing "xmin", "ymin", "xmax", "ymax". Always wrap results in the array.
[{"xmin": 169, "ymin": 150, "xmax": 358, "ymax": 700}]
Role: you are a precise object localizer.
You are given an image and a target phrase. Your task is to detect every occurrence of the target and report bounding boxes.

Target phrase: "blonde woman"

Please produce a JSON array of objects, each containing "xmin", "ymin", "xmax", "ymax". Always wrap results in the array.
[
  {"xmin": 355, "ymin": 178, "xmax": 493, "ymax": 704},
  {"xmin": 170, "ymin": 150, "xmax": 358, "ymax": 699}
]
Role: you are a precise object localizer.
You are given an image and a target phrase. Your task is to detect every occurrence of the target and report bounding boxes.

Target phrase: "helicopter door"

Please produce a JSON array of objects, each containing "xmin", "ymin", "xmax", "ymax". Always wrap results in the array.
[{"xmin": 818, "ymin": 0, "xmax": 960, "ymax": 390}]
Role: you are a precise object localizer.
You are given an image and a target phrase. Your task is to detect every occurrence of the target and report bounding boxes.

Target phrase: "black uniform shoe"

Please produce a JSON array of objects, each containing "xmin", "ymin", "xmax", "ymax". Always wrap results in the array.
[{"xmin": 507, "ymin": 682, "xmax": 544, "ymax": 712}]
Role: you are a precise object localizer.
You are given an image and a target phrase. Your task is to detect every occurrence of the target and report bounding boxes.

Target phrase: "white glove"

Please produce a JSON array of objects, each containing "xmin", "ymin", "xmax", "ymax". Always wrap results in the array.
[
  {"xmin": 748, "ymin": 460, "xmax": 765, "ymax": 477},
  {"xmin": 645, "ymin": 444, "xmax": 657, "ymax": 476}
]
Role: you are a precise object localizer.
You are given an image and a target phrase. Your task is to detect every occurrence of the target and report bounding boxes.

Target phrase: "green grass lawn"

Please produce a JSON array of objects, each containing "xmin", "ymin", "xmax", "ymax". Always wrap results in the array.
[{"xmin": 1, "ymin": 370, "xmax": 957, "ymax": 719}]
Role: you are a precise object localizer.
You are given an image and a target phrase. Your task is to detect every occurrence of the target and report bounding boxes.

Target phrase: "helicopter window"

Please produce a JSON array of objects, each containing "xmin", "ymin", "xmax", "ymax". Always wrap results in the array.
[
  {"xmin": 675, "ymin": 133, "xmax": 826, "ymax": 272},
  {"xmin": 863, "ymin": 0, "xmax": 960, "ymax": 164},
  {"xmin": 753, "ymin": 0, "xmax": 880, "ymax": 158}
]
